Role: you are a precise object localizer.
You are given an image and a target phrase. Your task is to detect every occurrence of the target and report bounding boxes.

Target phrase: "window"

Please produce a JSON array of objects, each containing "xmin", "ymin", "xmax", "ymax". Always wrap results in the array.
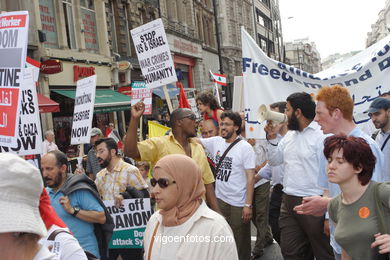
[
  {"xmin": 80, "ymin": 0, "xmax": 99, "ymax": 52},
  {"xmin": 39, "ymin": 0, "xmax": 59, "ymax": 48},
  {"xmin": 106, "ymin": 0, "xmax": 117, "ymax": 53},
  {"xmin": 62, "ymin": 0, "xmax": 76, "ymax": 49}
]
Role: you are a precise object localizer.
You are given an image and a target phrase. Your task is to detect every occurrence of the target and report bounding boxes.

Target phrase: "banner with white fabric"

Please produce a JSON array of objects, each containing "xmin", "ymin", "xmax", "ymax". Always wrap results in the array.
[{"xmin": 241, "ymin": 27, "xmax": 390, "ymax": 138}]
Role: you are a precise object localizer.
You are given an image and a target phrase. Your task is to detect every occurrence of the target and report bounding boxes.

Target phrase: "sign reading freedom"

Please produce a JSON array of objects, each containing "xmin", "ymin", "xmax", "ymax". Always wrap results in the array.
[
  {"xmin": 104, "ymin": 198, "xmax": 153, "ymax": 249},
  {"xmin": 241, "ymin": 27, "xmax": 390, "ymax": 138}
]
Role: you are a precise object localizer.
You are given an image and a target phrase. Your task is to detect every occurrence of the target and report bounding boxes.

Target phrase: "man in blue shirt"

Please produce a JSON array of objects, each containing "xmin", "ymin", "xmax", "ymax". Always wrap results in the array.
[{"xmin": 41, "ymin": 150, "xmax": 106, "ymax": 258}]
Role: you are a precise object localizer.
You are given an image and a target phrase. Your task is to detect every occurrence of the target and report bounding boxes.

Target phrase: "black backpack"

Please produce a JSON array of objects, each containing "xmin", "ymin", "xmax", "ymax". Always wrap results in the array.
[{"xmin": 60, "ymin": 174, "xmax": 114, "ymax": 260}]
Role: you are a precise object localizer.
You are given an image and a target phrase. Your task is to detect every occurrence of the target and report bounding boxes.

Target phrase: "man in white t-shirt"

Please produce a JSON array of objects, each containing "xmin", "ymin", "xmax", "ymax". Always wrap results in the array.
[{"xmin": 200, "ymin": 111, "xmax": 255, "ymax": 260}]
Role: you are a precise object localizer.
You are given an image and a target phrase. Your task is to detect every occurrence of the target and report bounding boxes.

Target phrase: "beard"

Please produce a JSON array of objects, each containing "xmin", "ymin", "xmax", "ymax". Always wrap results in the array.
[
  {"xmin": 98, "ymin": 153, "xmax": 112, "ymax": 168},
  {"xmin": 45, "ymin": 172, "xmax": 64, "ymax": 189},
  {"xmin": 288, "ymin": 112, "xmax": 300, "ymax": 131},
  {"xmin": 221, "ymin": 129, "xmax": 234, "ymax": 140}
]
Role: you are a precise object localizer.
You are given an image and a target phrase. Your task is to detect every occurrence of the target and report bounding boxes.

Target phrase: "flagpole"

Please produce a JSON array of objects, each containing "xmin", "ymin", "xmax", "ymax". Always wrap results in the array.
[{"xmin": 214, "ymin": 82, "xmax": 221, "ymax": 107}]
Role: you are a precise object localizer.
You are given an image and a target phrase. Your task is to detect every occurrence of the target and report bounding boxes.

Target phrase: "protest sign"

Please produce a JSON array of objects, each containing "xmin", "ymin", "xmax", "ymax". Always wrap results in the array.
[
  {"xmin": 104, "ymin": 198, "xmax": 153, "ymax": 249},
  {"xmin": 241, "ymin": 27, "xmax": 390, "ymax": 138},
  {"xmin": 131, "ymin": 81, "xmax": 152, "ymax": 115},
  {"xmin": 0, "ymin": 68, "xmax": 42, "ymax": 155},
  {"xmin": 131, "ymin": 18, "xmax": 177, "ymax": 89},
  {"xmin": 0, "ymin": 11, "xmax": 29, "ymax": 146},
  {"xmin": 70, "ymin": 75, "xmax": 96, "ymax": 145}
]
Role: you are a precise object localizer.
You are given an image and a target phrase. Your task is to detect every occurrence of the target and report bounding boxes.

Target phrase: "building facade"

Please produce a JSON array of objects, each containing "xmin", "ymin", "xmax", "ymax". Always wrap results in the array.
[
  {"xmin": 366, "ymin": 0, "xmax": 390, "ymax": 47},
  {"xmin": 253, "ymin": 0, "xmax": 284, "ymax": 62},
  {"xmin": 285, "ymin": 38, "xmax": 322, "ymax": 74}
]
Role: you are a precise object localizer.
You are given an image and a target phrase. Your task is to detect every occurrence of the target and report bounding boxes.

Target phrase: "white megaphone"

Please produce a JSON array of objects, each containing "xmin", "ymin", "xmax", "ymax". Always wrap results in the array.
[{"xmin": 257, "ymin": 104, "xmax": 288, "ymax": 125}]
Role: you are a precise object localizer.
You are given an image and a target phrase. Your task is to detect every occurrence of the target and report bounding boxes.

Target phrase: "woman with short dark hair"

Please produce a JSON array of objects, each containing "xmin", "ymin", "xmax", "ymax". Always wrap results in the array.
[{"xmin": 325, "ymin": 135, "xmax": 390, "ymax": 260}]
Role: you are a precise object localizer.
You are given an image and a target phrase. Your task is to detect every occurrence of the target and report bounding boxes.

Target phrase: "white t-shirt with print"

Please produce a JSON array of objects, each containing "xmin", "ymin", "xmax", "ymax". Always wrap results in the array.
[{"xmin": 200, "ymin": 136, "xmax": 256, "ymax": 207}]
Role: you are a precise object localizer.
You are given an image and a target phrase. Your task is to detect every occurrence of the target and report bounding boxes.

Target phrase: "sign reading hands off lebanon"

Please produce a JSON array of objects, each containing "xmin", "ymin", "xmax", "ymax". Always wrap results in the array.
[
  {"xmin": 241, "ymin": 27, "xmax": 390, "ymax": 138},
  {"xmin": 71, "ymin": 75, "xmax": 96, "ymax": 145},
  {"xmin": 131, "ymin": 18, "xmax": 177, "ymax": 89}
]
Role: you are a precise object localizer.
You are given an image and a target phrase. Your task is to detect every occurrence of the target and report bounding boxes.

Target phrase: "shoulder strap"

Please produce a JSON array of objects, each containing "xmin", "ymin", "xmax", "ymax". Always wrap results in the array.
[
  {"xmin": 47, "ymin": 229, "xmax": 71, "ymax": 241},
  {"xmin": 215, "ymin": 138, "xmax": 242, "ymax": 173},
  {"xmin": 147, "ymin": 221, "xmax": 160, "ymax": 260},
  {"xmin": 380, "ymin": 133, "xmax": 390, "ymax": 151}
]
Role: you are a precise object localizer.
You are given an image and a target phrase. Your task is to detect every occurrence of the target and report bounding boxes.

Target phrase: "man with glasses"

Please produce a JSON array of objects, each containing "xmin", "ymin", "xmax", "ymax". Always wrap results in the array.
[
  {"xmin": 124, "ymin": 101, "xmax": 220, "ymax": 213},
  {"xmin": 199, "ymin": 111, "xmax": 255, "ymax": 260}
]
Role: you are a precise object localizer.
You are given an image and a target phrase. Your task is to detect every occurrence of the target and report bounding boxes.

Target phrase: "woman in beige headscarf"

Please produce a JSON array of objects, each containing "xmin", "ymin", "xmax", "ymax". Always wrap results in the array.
[{"xmin": 143, "ymin": 154, "xmax": 238, "ymax": 260}]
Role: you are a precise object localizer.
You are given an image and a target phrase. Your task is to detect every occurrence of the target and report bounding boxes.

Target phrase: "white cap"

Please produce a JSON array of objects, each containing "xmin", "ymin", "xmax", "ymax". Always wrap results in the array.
[{"xmin": 0, "ymin": 153, "xmax": 47, "ymax": 237}]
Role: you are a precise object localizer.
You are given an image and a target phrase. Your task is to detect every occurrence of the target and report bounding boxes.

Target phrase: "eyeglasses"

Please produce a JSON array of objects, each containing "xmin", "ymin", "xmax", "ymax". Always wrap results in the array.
[
  {"xmin": 180, "ymin": 114, "xmax": 196, "ymax": 121},
  {"xmin": 150, "ymin": 178, "xmax": 176, "ymax": 188}
]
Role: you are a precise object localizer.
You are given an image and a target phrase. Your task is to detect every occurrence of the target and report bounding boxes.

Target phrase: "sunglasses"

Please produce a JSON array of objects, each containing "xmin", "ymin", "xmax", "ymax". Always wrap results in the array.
[
  {"xmin": 150, "ymin": 178, "xmax": 176, "ymax": 188},
  {"xmin": 180, "ymin": 114, "xmax": 196, "ymax": 121}
]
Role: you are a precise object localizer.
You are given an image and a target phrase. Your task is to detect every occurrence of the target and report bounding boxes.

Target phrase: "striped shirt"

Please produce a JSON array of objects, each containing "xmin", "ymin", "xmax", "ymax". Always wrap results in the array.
[{"xmin": 95, "ymin": 159, "xmax": 148, "ymax": 200}]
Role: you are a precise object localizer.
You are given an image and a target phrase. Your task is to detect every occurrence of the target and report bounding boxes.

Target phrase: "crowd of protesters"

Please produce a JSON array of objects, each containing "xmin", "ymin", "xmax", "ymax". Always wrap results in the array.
[{"xmin": 1, "ymin": 87, "xmax": 390, "ymax": 260}]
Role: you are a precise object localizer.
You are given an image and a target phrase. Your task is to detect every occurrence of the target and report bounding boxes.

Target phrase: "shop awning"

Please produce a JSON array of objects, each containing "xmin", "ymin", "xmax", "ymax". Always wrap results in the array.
[
  {"xmin": 152, "ymin": 84, "xmax": 179, "ymax": 99},
  {"xmin": 52, "ymin": 89, "xmax": 132, "ymax": 113},
  {"xmin": 37, "ymin": 93, "xmax": 60, "ymax": 113}
]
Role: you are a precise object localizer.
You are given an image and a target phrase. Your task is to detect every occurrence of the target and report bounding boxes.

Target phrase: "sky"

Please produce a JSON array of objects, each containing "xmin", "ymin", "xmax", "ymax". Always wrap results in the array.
[{"xmin": 278, "ymin": 0, "xmax": 387, "ymax": 60}]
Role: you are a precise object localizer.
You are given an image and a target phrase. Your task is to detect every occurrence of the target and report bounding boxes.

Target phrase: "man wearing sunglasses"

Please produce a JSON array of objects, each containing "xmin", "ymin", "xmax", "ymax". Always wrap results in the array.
[{"xmin": 124, "ymin": 101, "xmax": 220, "ymax": 213}]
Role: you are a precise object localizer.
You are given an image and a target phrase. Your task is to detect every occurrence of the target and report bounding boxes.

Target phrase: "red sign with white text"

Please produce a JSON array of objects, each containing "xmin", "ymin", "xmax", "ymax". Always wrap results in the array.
[
  {"xmin": 40, "ymin": 60, "xmax": 62, "ymax": 74},
  {"xmin": 73, "ymin": 65, "xmax": 95, "ymax": 82}
]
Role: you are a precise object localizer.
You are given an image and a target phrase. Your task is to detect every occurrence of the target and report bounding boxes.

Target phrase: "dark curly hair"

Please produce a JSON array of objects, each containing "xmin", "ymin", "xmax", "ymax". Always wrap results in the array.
[{"xmin": 196, "ymin": 91, "xmax": 221, "ymax": 110}]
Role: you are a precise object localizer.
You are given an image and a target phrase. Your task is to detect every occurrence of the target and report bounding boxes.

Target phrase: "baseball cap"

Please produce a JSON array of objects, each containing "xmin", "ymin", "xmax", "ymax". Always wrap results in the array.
[
  {"xmin": 0, "ymin": 153, "xmax": 47, "ymax": 237},
  {"xmin": 91, "ymin": 127, "xmax": 103, "ymax": 136},
  {"xmin": 365, "ymin": 97, "xmax": 390, "ymax": 114}
]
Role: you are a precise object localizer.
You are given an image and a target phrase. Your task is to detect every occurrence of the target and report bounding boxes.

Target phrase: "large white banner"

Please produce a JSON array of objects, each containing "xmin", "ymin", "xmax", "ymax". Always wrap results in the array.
[
  {"xmin": 71, "ymin": 75, "xmax": 96, "ymax": 145},
  {"xmin": 0, "ymin": 11, "xmax": 29, "ymax": 146},
  {"xmin": 0, "ymin": 68, "xmax": 43, "ymax": 155},
  {"xmin": 242, "ymin": 27, "xmax": 390, "ymax": 138},
  {"xmin": 131, "ymin": 18, "xmax": 177, "ymax": 89}
]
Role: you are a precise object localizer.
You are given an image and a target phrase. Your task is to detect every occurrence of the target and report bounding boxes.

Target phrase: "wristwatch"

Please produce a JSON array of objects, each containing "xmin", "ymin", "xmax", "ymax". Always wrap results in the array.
[
  {"xmin": 244, "ymin": 204, "xmax": 253, "ymax": 208},
  {"xmin": 72, "ymin": 206, "xmax": 80, "ymax": 216}
]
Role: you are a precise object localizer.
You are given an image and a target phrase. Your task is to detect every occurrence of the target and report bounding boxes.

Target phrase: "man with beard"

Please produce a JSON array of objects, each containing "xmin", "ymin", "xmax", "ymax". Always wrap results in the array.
[
  {"xmin": 94, "ymin": 137, "xmax": 148, "ymax": 260},
  {"xmin": 199, "ymin": 111, "xmax": 255, "ymax": 260},
  {"xmin": 124, "ymin": 103, "xmax": 220, "ymax": 213},
  {"xmin": 264, "ymin": 92, "xmax": 334, "ymax": 260},
  {"xmin": 367, "ymin": 97, "xmax": 390, "ymax": 180},
  {"xmin": 41, "ymin": 150, "xmax": 106, "ymax": 258}
]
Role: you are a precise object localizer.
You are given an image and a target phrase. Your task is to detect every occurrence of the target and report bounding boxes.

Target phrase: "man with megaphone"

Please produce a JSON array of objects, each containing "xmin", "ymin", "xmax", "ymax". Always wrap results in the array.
[{"xmin": 264, "ymin": 92, "xmax": 334, "ymax": 260}]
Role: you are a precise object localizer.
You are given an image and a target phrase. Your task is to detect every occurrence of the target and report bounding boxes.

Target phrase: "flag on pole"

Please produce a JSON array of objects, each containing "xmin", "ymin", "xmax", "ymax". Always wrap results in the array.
[
  {"xmin": 178, "ymin": 82, "xmax": 190, "ymax": 108},
  {"xmin": 210, "ymin": 70, "xmax": 227, "ymax": 86}
]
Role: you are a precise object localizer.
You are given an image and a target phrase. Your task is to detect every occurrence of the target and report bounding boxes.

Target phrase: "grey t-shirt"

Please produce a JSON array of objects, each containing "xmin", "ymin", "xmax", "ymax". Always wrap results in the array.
[{"xmin": 329, "ymin": 181, "xmax": 390, "ymax": 260}]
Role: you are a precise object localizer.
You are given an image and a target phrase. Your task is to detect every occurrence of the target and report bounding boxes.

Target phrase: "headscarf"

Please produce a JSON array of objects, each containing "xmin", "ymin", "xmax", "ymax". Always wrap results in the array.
[
  {"xmin": 154, "ymin": 154, "xmax": 205, "ymax": 227},
  {"xmin": 39, "ymin": 189, "xmax": 67, "ymax": 229}
]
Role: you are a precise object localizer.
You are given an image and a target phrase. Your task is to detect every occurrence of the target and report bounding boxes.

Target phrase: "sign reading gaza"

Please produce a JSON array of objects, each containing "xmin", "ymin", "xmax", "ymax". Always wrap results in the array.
[
  {"xmin": 104, "ymin": 198, "xmax": 153, "ymax": 249},
  {"xmin": 70, "ymin": 75, "xmax": 96, "ymax": 145},
  {"xmin": 131, "ymin": 18, "xmax": 177, "ymax": 89}
]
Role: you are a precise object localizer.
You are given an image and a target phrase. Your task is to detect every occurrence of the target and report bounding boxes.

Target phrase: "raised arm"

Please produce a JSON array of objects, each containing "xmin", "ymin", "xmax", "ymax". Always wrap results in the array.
[{"xmin": 124, "ymin": 101, "xmax": 145, "ymax": 158}]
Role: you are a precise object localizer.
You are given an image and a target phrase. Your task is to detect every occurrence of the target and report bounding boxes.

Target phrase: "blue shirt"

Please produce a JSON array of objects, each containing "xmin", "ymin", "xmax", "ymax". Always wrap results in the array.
[
  {"xmin": 48, "ymin": 188, "xmax": 104, "ymax": 258},
  {"xmin": 318, "ymin": 127, "xmax": 384, "ymax": 254}
]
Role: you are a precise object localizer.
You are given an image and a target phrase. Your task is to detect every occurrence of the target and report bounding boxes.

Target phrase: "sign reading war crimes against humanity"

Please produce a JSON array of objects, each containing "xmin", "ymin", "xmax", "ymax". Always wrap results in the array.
[
  {"xmin": 131, "ymin": 18, "xmax": 177, "ymax": 89},
  {"xmin": 104, "ymin": 198, "xmax": 153, "ymax": 249},
  {"xmin": 0, "ymin": 68, "xmax": 43, "ymax": 155},
  {"xmin": 241, "ymin": 27, "xmax": 390, "ymax": 139},
  {"xmin": 70, "ymin": 75, "xmax": 96, "ymax": 145},
  {"xmin": 131, "ymin": 81, "xmax": 152, "ymax": 115},
  {"xmin": 0, "ymin": 11, "xmax": 29, "ymax": 146}
]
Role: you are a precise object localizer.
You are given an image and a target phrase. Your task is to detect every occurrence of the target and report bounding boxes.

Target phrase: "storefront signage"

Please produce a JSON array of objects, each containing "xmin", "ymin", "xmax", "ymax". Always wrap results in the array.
[
  {"xmin": 39, "ymin": 0, "xmax": 59, "ymax": 48},
  {"xmin": 40, "ymin": 59, "xmax": 62, "ymax": 74},
  {"xmin": 70, "ymin": 75, "xmax": 96, "ymax": 145},
  {"xmin": 0, "ymin": 11, "xmax": 29, "ymax": 147},
  {"xmin": 118, "ymin": 86, "xmax": 131, "ymax": 96},
  {"xmin": 131, "ymin": 18, "xmax": 177, "ymax": 89},
  {"xmin": 73, "ymin": 65, "xmax": 95, "ymax": 82},
  {"xmin": 0, "ymin": 68, "xmax": 43, "ymax": 155},
  {"xmin": 104, "ymin": 198, "xmax": 152, "ymax": 249},
  {"xmin": 118, "ymin": 61, "xmax": 131, "ymax": 71}
]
